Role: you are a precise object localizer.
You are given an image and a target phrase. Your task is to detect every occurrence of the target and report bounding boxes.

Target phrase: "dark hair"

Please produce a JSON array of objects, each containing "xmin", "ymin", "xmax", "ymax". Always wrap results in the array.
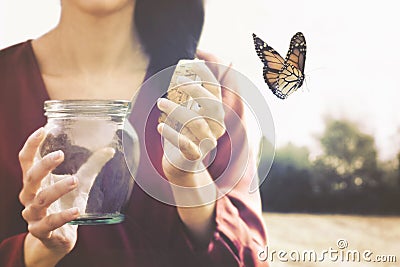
[{"xmin": 135, "ymin": 0, "xmax": 205, "ymax": 74}]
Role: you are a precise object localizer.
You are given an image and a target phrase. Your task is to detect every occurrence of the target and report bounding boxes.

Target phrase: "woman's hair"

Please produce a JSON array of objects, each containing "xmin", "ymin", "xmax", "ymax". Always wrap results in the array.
[{"xmin": 135, "ymin": 0, "xmax": 204, "ymax": 74}]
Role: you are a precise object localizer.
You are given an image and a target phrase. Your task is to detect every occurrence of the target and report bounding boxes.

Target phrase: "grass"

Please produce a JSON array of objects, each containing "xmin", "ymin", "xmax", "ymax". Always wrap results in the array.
[{"xmin": 261, "ymin": 213, "xmax": 400, "ymax": 266}]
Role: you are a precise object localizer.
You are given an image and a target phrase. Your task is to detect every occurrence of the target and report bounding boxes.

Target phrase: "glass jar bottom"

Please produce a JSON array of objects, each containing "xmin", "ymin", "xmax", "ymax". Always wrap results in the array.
[{"xmin": 68, "ymin": 213, "xmax": 125, "ymax": 225}]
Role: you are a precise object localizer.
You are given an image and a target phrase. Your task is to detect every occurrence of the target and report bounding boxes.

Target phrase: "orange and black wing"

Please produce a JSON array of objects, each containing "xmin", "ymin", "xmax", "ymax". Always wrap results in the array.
[
  {"xmin": 253, "ymin": 33, "xmax": 307, "ymax": 99},
  {"xmin": 253, "ymin": 33, "xmax": 285, "ymax": 93},
  {"xmin": 285, "ymin": 32, "xmax": 306, "ymax": 74}
]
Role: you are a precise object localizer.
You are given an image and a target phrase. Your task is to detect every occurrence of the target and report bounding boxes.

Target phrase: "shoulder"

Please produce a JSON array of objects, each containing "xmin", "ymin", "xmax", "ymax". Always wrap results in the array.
[
  {"xmin": 0, "ymin": 40, "xmax": 34, "ymax": 73},
  {"xmin": 0, "ymin": 40, "xmax": 47, "ymax": 131},
  {"xmin": 0, "ymin": 41, "xmax": 47, "ymax": 166},
  {"xmin": 0, "ymin": 41, "xmax": 33, "ymax": 63},
  {"xmin": 0, "ymin": 41, "xmax": 38, "ymax": 100}
]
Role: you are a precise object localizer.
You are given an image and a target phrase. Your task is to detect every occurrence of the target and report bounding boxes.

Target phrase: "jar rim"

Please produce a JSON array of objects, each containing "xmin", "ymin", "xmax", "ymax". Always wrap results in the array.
[{"xmin": 44, "ymin": 100, "xmax": 132, "ymax": 118}]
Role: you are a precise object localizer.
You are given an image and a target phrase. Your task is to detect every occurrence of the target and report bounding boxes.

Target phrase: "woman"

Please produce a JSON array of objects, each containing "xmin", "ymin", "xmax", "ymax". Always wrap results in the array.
[{"xmin": 0, "ymin": 0, "xmax": 268, "ymax": 266}]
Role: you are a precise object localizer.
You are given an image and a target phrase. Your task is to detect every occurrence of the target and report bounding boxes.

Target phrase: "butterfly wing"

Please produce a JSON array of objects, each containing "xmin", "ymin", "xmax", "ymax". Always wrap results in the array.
[
  {"xmin": 285, "ymin": 32, "xmax": 307, "ymax": 74},
  {"xmin": 253, "ymin": 33, "xmax": 307, "ymax": 99},
  {"xmin": 275, "ymin": 63, "xmax": 304, "ymax": 99},
  {"xmin": 252, "ymin": 33, "xmax": 285, "ymax": 93}
]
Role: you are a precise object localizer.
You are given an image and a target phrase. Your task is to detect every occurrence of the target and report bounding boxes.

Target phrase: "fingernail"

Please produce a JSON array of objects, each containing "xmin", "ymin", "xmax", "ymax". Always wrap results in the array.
[
  {"xmin": 51, "ymin": 150, "xmax": 63, "ymax": 161},
  {"xmin": 195, "ymin": 48, "xmax": 207, "ymax": 58},
  {"xmin": 69, "ymin": 207, "xmax": 79, "ymax": 215},
  {"xmin": 33, "ymin": 127, "xmax": 44, "ymax": 139},
  {"xmin": 157, "ymin": 123, "xmax": 164, "ymax": 134},
  {"xmin": 157, "ymin": 98, "xmax": 167, "ymax": 108},
  {"xmin": 69, "ymin": 176, "xmax": 77, "ymax": 186}
]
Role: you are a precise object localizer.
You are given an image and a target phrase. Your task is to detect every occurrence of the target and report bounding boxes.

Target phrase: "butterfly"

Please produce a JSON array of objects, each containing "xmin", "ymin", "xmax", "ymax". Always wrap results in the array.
[{"xmin": 252, "ymin": 32, "xmax": 306, "ymax": 99}]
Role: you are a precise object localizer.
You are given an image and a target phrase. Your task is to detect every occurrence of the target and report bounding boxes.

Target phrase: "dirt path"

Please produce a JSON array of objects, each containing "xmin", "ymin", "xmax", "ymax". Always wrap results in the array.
[{"xmin": 261, "ymin": 213, "xmax": 400, "ymax": 266}]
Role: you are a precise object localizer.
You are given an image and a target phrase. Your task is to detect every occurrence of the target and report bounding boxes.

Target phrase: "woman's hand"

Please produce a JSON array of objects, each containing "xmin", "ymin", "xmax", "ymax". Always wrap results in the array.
[
  {"xmin": 18, "ymin": 127, "xmax": 79, "ymax": 267},
  {"xmin": 156, "ymin": 52, "xmax": 227, "ymax": 246},
  {"xmin": 157, "ymin": 59, "xmax": 225, "ymax": 178}
]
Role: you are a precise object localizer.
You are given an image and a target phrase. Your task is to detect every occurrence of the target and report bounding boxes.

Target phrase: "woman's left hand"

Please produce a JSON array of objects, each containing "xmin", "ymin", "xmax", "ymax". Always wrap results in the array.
[
  {"xmin": 157, "ymin": 59, "xmax": 225, "ymax": 179},
  {"xmin": 156, "ymin": 52, "xmax": 230, "ymax": 245}
]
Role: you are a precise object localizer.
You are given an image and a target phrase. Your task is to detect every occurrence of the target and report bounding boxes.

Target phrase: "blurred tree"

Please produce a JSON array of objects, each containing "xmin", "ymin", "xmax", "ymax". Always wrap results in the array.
[
  {"xmin": 274, "ymin": 142, "xmax": 310, "ymax": 169},
  {"xmin": 397, "ymin": 152, "xmax": 400, "ymax": 184},
  {"xmin": 313, "ymin": 119, "xmax": 381, "ymax": 192},
  {"xmin": 258, "ymin": 119, "xmax": 399, "ymax": 214},
  {"xmin": 379, "ymin": 155, "xmax": 400, "ymax": 214},
  {"xmin": 257, "ymin": 135, "xmax": 275, "ymax": 185},
  {"xmin": 259, "ymin": 141, "xmax": 313, "ymax": 212}
]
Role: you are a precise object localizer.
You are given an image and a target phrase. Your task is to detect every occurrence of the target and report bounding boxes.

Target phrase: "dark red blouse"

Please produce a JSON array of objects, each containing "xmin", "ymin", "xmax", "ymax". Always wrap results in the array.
[{"xmin": 0, "ymin": 41, "xmax": 269, "ymax": 267}]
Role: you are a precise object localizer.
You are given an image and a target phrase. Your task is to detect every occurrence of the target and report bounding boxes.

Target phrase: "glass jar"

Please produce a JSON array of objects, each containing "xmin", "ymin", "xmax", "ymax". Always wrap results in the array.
[{"xmin": 37, "ymin": 100, "xmax": 139, "ymax": 225}]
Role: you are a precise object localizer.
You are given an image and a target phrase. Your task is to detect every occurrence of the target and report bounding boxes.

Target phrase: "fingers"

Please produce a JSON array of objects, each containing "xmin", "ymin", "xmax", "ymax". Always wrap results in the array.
[
  {"xmin": 157, "ymin": 54, "xmax": 228, "ymax": 165},
  {"xmin": 22, "ymin": 176, "xmax": 78, "ymax": 222},
  {"xmin": 18, "ymin": 128, "xmax": 80, "ymax": 245},
  {"xmin": 177, "ymin": 77, "xmax": 225, "ymax": 122},
  {"xmin": 19, "ymin": 127, "xmax": 45, "ymax": 173},
  {"xmin": 175, "ymin": 75, "xmax": 226, "ymax": 138},
  {"xmin": 196, "ymin": 49, "xmax": 229, "ymax": 80},
  {"xmin": 158, "ymin": 122, "xmax": 217, "ymax": 161},
  {"xmin": 190, "ymin": 62, "xmax": 221, "ymax": 99},
  {"xmin": 178, "ymin": 76, "xmax": 219, "ymax": 103},
  {"xmin": 157, "ymin": 123, "xmax": 201, "ymax": 161},
  {"xmin": 19, "ymin": 150, "xmax": 65, "ymax": 205},
  {"xmin": 22, "ymin": 176, "xmax": 79, "ymax": 241},
  {"xmin": 28, "ymin": 208, "xmax": 79, "ymax": 240},
  {"xmin": 157, "ymin": 98, "xmax": 214, "ymax": 142},
  {"xmin": 195, "ymin": 49, "xmax": 220, "ymax": 63}
]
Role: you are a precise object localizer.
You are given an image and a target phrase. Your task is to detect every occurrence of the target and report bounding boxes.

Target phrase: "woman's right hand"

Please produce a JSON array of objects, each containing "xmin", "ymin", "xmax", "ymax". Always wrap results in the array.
[{"xmin": 18, "ymin": 127, "xmax": 80, "ymax": 267}]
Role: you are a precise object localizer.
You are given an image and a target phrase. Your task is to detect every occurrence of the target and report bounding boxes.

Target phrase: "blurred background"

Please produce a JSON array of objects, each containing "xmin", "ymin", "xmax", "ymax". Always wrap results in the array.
[
  {"xmin": 1, "ymin": 0, "xmax": 399, "ymax": 266},
  {"xmin": 200, "ymin": 1, "xmax": 400, "ymax": 266}
]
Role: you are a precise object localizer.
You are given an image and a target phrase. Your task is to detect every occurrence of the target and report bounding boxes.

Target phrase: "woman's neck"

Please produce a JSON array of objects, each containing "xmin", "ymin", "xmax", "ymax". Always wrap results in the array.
[
  {"xmin": 31, "ymin": 1, "xmax": 149, "ymax": 100},
  {"xmin": 33, "ymin": 1, "xmax": 148, "ymax": 77}
]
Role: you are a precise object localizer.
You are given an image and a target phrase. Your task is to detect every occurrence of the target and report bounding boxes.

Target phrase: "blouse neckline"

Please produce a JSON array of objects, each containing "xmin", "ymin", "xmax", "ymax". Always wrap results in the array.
[{"xmin": 25, "ymin": 39, "xmax": 151, "ymax": 103}]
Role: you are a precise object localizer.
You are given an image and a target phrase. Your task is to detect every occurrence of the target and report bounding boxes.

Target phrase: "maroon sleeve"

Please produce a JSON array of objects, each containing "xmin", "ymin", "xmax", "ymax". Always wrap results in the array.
[
  {"xmin": 176, "ymin": 190, "xmax": 268, "ymax": 267},
  {"xmin": 0, "ymin": 234, "xmax": 27, "ymax": 267},
  {"xmin": 172, "ymin": 64, "xmax": 269, "ymax": 267},
  {"xmin": 0, "ymin": 41, "xmax": 48, "ymax": 267}
]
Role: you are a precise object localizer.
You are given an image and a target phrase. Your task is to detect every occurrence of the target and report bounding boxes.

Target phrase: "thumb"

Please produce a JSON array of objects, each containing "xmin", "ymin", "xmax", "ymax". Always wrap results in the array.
[{"xmin": 195, "ymin": 49, "xmax": 220, "ymax": 63}]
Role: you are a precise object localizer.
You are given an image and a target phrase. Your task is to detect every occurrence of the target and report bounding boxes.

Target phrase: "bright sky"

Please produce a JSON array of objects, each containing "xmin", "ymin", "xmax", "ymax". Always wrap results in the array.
[
  {"xmin": 200, "ymin": 0, "xmax": 400, "ymax": 160},
  {"xmin": 1, "ymin": 0, "xmax": 399, "ymax": 160}
]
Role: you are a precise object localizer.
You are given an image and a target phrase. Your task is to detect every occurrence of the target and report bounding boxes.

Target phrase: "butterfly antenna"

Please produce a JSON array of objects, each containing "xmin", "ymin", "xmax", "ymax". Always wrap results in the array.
[
  {"xmin": 303, "ymin": 65, "xmax": 328, "ymax": 92},
  {"xmin": 309, "ymin": 66, "xmax": 325, "ymax": 73},
  {"xmin": 304, "ymin": 74, "xmax": 310, "ymax": 93}
]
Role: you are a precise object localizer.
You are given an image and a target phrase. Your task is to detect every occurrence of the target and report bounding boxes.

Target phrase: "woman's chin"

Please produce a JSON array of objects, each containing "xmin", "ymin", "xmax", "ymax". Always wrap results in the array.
[{"xmin": 65, "ymin": 0, "xmax": 134, "ymax": 17}]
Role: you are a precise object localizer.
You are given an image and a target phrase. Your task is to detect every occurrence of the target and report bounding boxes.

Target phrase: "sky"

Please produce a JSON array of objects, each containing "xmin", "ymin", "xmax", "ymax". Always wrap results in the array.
[
  {"xmin": 1, "ymin": 0, "xmax": 399, "ymax": 160},
  {"xmin": 200, "ymin": 0, "xmax": 400, "ymax": 160}
]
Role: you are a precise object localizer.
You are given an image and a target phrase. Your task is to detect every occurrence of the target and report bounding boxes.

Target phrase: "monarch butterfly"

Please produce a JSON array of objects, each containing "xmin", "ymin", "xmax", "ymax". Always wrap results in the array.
[{"xmin": 253, "ymin": 32, "xmax": 306, "ymax": 99}]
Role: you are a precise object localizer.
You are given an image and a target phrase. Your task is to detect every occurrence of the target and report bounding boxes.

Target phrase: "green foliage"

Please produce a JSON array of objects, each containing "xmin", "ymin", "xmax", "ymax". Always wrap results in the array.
[
  {"xmin": 313, "ymin": 119, "xmax": 381, "ymax": 191},
  {"xmin": 257, "ymin": 135, "xmax": 275, "ymax": 182},
  {"xmin": 274, "ymin": 143, "xmax": 310, "ymax": 170},
  {"xmin": 258, "ymin": 118, "xmax": 400, "ymax": 214},
  {"xmin": 396, "ymin": 153, "xmax": 400, "ymax": 198},
  {"xmin": 259, "ymin": 145, "xmax": 314, "ymax": 212}
]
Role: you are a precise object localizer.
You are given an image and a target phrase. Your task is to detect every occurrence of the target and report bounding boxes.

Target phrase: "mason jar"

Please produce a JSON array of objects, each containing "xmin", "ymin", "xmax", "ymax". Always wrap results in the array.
[{"xmin": 36, "ymin": 100, "xmax": 139, "ymax": 225}]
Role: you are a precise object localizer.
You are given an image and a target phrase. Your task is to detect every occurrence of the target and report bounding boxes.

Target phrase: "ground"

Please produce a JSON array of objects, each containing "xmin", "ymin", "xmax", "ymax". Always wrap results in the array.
[{"xmin": 262, "ymin": 213, "xmax": 400, "ymax": 267}]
